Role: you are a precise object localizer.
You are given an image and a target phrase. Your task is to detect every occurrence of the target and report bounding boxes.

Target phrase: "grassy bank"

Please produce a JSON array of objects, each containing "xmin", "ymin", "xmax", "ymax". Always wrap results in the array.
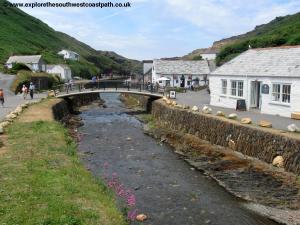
[{"xmin": 0, "ymin": 101, "xmax": 127, "ymax": 225}]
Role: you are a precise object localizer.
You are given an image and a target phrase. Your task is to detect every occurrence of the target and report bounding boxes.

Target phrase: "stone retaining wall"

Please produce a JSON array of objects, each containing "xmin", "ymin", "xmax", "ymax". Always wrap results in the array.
[
  {"xmin": 52, "ymin": 93, "xmax": 100, "ymax": 120},
  {"xmin": 152, "ymin": 100, "xmax": 300, "ymax": 175}
]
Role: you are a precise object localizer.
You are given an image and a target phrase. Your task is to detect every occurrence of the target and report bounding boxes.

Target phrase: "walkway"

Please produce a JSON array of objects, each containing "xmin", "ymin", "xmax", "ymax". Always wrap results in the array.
[
  {"xmin": 176, "ymin": 90, "xmax": 300, "ymax": 131},
  {"xmin": 0, "ymin": 73, "xmax": 47, "ymax": 121}
]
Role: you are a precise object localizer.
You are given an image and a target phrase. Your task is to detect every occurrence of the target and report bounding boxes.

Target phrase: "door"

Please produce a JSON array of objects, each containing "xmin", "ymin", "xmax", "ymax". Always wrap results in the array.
[
  {"xmin": 250, "ymin": 81, "xmax": 261, "ymax": 109},
  {"xmin": 180, "ymin": 75, "xmax": 185, "ymax": 88}
]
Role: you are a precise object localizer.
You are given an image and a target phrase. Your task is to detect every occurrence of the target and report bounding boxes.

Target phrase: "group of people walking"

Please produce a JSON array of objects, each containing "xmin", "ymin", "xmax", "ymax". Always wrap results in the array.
[{"xmin": 22, "ymin": 82, "xmax": 35, "ymax": 100}]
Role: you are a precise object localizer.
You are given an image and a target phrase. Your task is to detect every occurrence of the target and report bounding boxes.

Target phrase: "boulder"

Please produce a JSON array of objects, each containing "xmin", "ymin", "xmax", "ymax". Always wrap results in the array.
[
  {"xmin": 202, "ymin": 106, "xmax": 212, "ymax": 114},
  {"xmin": 162, "ymin": 96, "xmax": 168, "ymax": 102},
  {"xmin": 136, "ymin": 214, "xmax": 147, "ymax": 222},
  {"xmin": 48, "ymin": 90, "xmax": 56, "ymax": 97},
  {"xmin": 241, "ymin": 118, "xmax": 252, "ymax": 124},
  {"xmin": 216, "ymin": 111, "xmax": 225, "ymax": 117},
  {"xmin": 166, "ymin": 100, "xmax": 172, "ymax": 105},
  {"xmin": 0, "ymin": 121, "xmax": 10, "ymax": 128},
  {"xmin": 287, "ymin": 124, "xmax": 300, "ymax": 132},
  {"xmin": 272, "ymin": 156, "xmax": 284, "ymax": 168},
  {"xmin": 192, "ymin": 106, "xmax": 199, "ymax": 112},
  {"xmin": 228, "ymin": 113, "xmax": 237, "ymax": 119},
  {"xmin": 259, "ymin": 120, "xmax": 272, "ymax": 128},
  {"xmin": 171, "ymin": 101, "xmax": 177, "ymax": 106},
  {"xmin": 175, "ymin": 104, "xmax": 183, "ymax": 109},
  {"xmin": 183, "ymin": 105, "xmax": 190, "ymax": 109},
  {"xmin": 14, "ymin": 106, "xmax": 23, "ymax": 115}
]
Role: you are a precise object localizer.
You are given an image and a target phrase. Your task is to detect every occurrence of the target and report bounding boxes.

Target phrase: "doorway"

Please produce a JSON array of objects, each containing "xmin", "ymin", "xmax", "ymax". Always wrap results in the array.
[
  {"xmin": 180, "ymin": 75, "xmax": 185, "ymax": 88},
  {"xmin": 250, "ymin": 81, "xmax": 261, "ymax": 109}
]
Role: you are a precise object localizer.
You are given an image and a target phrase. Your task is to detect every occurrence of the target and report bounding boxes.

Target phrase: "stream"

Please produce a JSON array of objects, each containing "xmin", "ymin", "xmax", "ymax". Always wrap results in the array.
[{"xmin": 78, "ymin": 93, "xmax": 279, "ymax": 225}]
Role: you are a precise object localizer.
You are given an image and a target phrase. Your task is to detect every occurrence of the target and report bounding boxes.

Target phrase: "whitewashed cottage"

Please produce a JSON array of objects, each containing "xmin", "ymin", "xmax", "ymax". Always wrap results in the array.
[
  {"xmin": 46, "ymin": 64, "xmax": 72, "ymax": 81},
  {"xmin": 152, "ymin": 59, "xmax": 210, "ymax": 88},
  {"xmin": 58, "ymin": 50, "xmax": 79, "ymax": 61},
  {"xmin": 6, "ymin": 55, "xmax": 46, "ymax": 72},
  {"xmin": 209, "ymin": 46, "xmax": 300, "ymax": 118}
]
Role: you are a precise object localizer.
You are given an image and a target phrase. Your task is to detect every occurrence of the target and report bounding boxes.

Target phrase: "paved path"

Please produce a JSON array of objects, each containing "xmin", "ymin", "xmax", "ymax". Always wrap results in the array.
[
  {"xmin": 0, "ymin": 73, "xmax": 47, "ymax": 121},
  {"xmin": 176, "ymin": 90, "xmax": 300, "ymax": 131}
]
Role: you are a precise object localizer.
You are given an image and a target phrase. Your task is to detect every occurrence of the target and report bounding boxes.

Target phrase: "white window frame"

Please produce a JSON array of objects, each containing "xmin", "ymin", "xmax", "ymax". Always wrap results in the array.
[
  {"xmin": 231, "ymin": 80, "xmax": 244, "ymax": 97},
  {"xmin": 272, "ymin": 83, "xmax": 291, "ymax": 104},
  {"xmin": 221, "ymin": 79, "xmax": 227, "ymax": 95}
]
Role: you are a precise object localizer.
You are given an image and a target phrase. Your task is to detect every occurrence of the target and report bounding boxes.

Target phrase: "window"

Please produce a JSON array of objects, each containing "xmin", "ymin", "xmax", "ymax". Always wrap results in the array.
[
  {"xmin": 282, "ymin": 85, "xmax": 291, "ymax": 103},
  {"xmin": 231, "ymin": 81, "xmax": 237, "ymax": 96},
  {"xmin": 231, "ymin": 80, "xmax": 243, "ymax": 97},
  {"xmin": 272, "ymin": 84, "xmax": 281, "ymax": 102},
  {"xmin": 221, "ymin": 79, "xmax": 227, "ymax": 94},
  {"xmin": 272, "ymin": 83, "xmax": 291, "ymax": 103}
]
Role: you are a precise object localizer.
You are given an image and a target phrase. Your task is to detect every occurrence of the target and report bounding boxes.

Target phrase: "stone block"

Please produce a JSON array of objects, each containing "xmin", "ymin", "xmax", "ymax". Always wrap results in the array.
[
  {"xmin": 241, "ymin": 118, "xmax": 252, "ymax": 124},
  {"xmin": 202, "ymin": 106, "xmax": 212, "ymax": 114},
  {"xmin": 259, "ymin": 120, "xmax": 272, "ymax": 128},
  {"xmin": 272, "ymin": 156, "xmax": 284, "ymax": 168},
  {"xmin": 216, "ymin": 111, "xmax": 225, "ymax": 117},
  {"xmin": 192, "ymin": 106, "xmax": 199, "ymax": 112},
  {"xmin": 228, "ymin": 113, "xmax": 237, "ymax": 119}
]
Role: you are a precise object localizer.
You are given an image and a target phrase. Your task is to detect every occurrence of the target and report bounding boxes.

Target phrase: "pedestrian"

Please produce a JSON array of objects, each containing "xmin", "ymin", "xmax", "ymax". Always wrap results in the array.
[
  {"xmin": 29, "ymin": 82, "xmax": 35, "ymax": 99},
  {"xmin": 22, "ymin": 84, "xmax": 28, "ymax": 100},
  {"xmin": 0, "ymin": 89, "xmax": 4, "ymax": 107}
]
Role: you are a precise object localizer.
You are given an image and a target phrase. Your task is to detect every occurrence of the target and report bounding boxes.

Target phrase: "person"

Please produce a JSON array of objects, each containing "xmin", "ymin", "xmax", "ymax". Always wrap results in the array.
[
  {"xmin": 22, "ymin": 84, "xmax": 28, "ymax": 100},
  {"xmin": 29, "ymin": 82, "xmax": 35, "ymax": 99},
  {"xmin": 0, "ymin": 89, "xmax": 4, "ymax": 107}
]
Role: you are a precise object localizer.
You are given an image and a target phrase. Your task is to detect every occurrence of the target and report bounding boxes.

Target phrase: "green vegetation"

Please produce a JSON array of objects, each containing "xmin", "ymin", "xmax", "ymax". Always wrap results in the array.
[
  {"xmin": 0, "ymin": 120, "xmax": 127, "ymax": 225},
  {"xmin": 0, "ymin": 0, "xmax": 142, "ymax": 78},
  {"xmin": 216, "ymin": 13, "xmax": 300, "ymax": 65},
  {"xmin": 11, "ymin": 70, "xmax": 62, "ymax": 93}
]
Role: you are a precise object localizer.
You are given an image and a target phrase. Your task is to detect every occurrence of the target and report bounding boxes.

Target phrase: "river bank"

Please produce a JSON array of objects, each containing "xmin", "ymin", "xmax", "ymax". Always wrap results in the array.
[
  {"xmin": 120, "ymin": 94, "xmax": 300, "ymax": 225},
  {"xmin": 0, "ymin": 98, "xmax": 127, "ymax": 225}
]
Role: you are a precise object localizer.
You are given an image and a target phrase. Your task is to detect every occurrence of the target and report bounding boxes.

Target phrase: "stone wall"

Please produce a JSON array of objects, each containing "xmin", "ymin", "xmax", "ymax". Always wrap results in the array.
[
  {"xmin": 52, "ymin": 93, "xmax": 100, "ymax": 120},
  {"xmin": 152, "ymin": 100, "xmax": 300, "ymax": 175}
]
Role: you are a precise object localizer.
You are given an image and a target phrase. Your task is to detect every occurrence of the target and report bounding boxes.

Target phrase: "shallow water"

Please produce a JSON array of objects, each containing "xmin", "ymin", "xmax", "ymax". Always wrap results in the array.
[{"xmin": 78, "ymin": 93, "xmax": 278, "ymax": 225}]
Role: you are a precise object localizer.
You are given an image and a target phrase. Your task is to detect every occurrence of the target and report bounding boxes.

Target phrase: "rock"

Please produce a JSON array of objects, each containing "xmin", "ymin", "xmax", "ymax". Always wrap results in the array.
[
  {"xmin": 48, "ymin": 90, "xmax": 56, "ymax": 97},
  {"xmin": 228, "ymin": 113, "xmax": 237, "ymax": 119},
  {"xmin": 241, "ymin": 118, "xmax": 252, "ymax": 124},
  {"xmin": 202, "ymin": 106, "xmax": 212, "ymax": 114},
  {"xmin": 0, "ymin": 126, "xmax": 4, "ymax": 134},
  {"xmin": 272, "ymin": 156, "xmax": 284, "ymax": 168},
  {"xmin": 183, "ymin": 105, "xmax": 190, "ymax": 109},
  {"xmin": 162, "ymin": 96, "xmax": 168, "ymax": 102},
  {"xmin": 175, "ymin": 104, "xmax": 183, "ymax": 109},
  {"xmin": 192, "ymin": 106, "xmax": 199, "ymax": 112},
  {"xmin": 171, "ymin": 101, "xmax": 177, "ymax": 106},
  {"xmin": 216, "ymin": 111, "xmax": 225, "ymax": 117},
  {"xmin": 228, "ymin": 139, "xmax": 236, "ymax": 150},
  {"xmin": 259, "ymin": 120, "xmax": 272, "ymax": 128},
  {"xmin": 126, "ymin": 137, "xmax": 132, "ymax": 141},
  {"xmin": 0, "ymin": 121, "xmax": 10, "ymax": 128},
  {"xmin": 136, "ymin": 214, "xmax": 147, "ymax": 222},
  {"xmin": 287, "ymin": 124, "xmax": 300, "ymax": 132},
  {"xmin": 166, "ymin": 100, "xmax": 172, "ymax": 105}
]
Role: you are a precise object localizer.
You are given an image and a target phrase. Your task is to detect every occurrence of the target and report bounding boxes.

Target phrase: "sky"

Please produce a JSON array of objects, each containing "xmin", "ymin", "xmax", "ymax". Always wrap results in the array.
[{"xmin": 10, "ymin": 0, "xmax": 300, "ymax": 60}]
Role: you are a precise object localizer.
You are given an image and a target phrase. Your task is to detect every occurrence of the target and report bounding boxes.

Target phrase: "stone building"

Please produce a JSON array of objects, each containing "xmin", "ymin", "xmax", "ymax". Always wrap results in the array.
[{"xmin": 209, "ymin": 46, "xmax": 300, "ymax": 118}]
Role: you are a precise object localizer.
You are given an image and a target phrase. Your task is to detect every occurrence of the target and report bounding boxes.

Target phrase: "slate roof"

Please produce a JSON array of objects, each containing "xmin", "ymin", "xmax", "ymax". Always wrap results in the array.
[
  {"xmin": 6, "ymin": 55, "xmax": 42, "ymax": 64},
  {"xmin": 154, "ymin": 59, "xmax": 210, "ymax": 75},
  {"xmin": 211, "ymin": 46, "xmax": 300, "ymax": 77}
]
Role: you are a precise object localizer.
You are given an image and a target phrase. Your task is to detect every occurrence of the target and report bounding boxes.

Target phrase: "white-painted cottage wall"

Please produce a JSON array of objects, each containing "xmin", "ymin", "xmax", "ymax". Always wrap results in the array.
[
  {"xmin": 200, "ymin": 53, "xmax": 216, "ymax": 60},
  {"xmin": 210, "ymin": 75, "xmax": 300, "ymax": 117},
  {"xmin": 47, "ymin": 66, "xmax": 72, "ymax": 81}
]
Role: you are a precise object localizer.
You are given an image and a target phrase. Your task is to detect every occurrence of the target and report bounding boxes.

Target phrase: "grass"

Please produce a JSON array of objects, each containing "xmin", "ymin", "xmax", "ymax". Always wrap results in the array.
[
  {"xmin": 0, "ymin": 120, "xmax": 128, "ymax": 225},
  {"xmin": 216, "ymin": 12, "xmax": 300, "ymax": 65},
  {"xmin": 0, "ymin": 0, "xmax": 141, "ymax": 77}
]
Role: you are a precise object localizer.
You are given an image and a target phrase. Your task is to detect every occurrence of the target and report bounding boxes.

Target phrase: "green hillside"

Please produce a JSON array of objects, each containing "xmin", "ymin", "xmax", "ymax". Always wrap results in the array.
[
  {"xmin": 0, "ymin": 0, "xmax": 142, "ymax": 77},
  {"xmin": 216, "ymin": 12, "xmax": 300, "ymax": 65}
]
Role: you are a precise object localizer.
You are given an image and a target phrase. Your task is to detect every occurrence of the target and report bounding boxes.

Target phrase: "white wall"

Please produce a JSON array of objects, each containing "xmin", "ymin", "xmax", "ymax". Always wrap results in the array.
[
  {"xmin": 154, "ymin": 74, "xmax": 205, "ymax": 88},
  {"xmin": 47, "ymin": 66, "xmax": 72, "ymax": 81},
  {"xmin": 200, "ymin": 53, "xmax": 216, "ymax": 60},
  {"xmin": 210, "ymin": 75, "xmax": 300, "ymax": 117}
]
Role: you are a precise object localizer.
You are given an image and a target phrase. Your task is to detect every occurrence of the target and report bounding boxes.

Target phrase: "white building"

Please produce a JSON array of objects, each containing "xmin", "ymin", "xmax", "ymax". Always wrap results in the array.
[
  {"xmin": 200, "ymin": 49, "xmax": 218, "ymax": 60},
  {"xmin": 6, "ymin": 55, "xmax": 46, "ymax": 72},
  {"xmin": 152, "ymin": 59, "xmax": 210, "ymax": 88},
  {"xmin": 58, "ymin": 50, "xmax": 79, "ymax": 61},
  {"xmin": 46, "ymin": 64, "xmax": 72, "ymax": 81},
  {"xmin": 209, "ymin": 46, "xmax": 300, "ymax": 118}
]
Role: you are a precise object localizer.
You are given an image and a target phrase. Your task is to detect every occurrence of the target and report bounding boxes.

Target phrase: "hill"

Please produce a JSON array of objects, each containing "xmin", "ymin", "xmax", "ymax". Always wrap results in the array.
[
  {"xmin": 0, "ymin": 0, "xmax": 142, "ymax": 78},
  {"xmin": 185, "ymin": 12, "xmax": 300, "ymax": 65}
]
